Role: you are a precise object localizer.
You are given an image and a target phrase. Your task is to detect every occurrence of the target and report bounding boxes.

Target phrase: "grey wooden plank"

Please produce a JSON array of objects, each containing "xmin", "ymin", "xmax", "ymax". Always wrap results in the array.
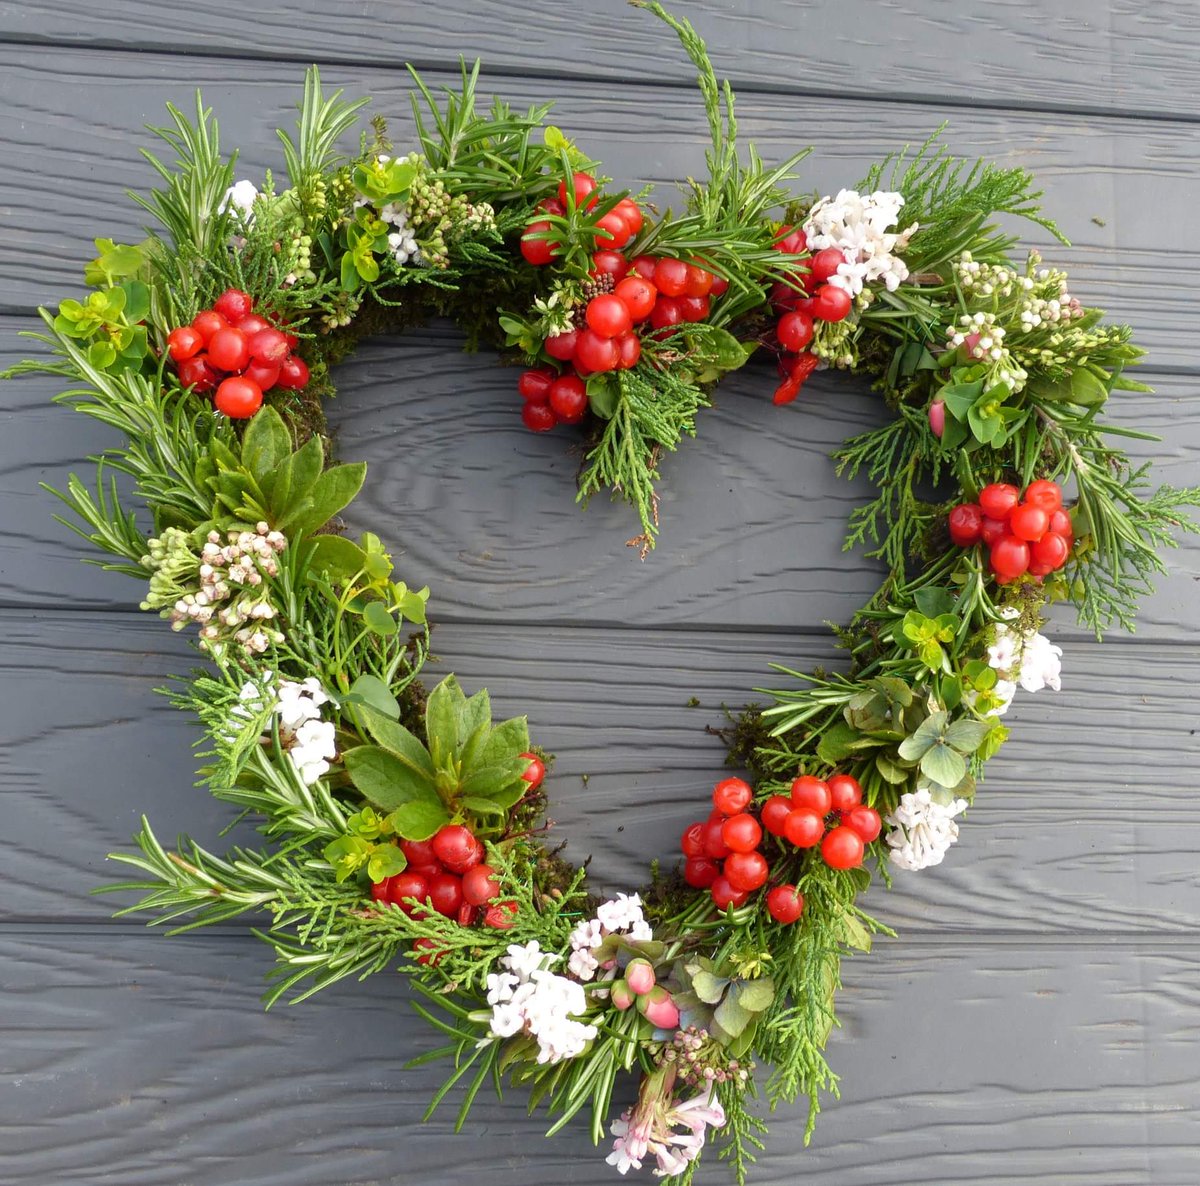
[
  {"xmin": 4, "ymin": 320, "xmax": 1198, "ymax": 631},
  {"xmin": 2, "ymin": 928, "xmax": 1197, "ymax": 1186},
  {"xmin": 4, "ymin": 611, "xmax": 1200, "ymax": 937},
  {"xmin": 3, "ymin": 0, "xmax": 1200, "ymax": 122},
  {"xmin": 0, "ymin": 50, "xmax": 1198, "ymax": 370}
]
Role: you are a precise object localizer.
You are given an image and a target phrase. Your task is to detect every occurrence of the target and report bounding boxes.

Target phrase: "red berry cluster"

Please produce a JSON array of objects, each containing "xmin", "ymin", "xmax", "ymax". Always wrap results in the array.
[
  {"xmin": 949, "ymin": 480, "xmax": 1073, "ymax": 582},
  {"xmin": 370, "ymin": 824, "xmax": 517, "ymax": 932},
  {"xmin": 680, "ymin": 773, "xmax": 881, "ymax": 922},
  {"xmin": 769, "ymin": 228, "xmax": 852, "ymax": 406},
  {"xmin": 166, "ymin": 288, "xmax": 309, "ymax": 420},
  {"xmin": 520, "ymin": 171, "xmax": 646, "ymax": 265}
]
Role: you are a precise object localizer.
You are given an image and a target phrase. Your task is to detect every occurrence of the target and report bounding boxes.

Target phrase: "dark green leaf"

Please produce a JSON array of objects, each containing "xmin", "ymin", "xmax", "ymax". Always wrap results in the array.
[
  {"xmin": 308, "ymin": 534, "xmax": 368, "ymax": 580},
  {"xmin": 344, "ymin": 745, "xmax": 441, "ymax": 813},
  {"xmin": 241, "ymin": 406, "xmax": 292, "ymax": 485},
  {"xmin": 346, "ymin": 673, "xmax": 400, "ymax": 720},
  {"xmin": 388, "ymin": 798, "xmax": 452, "ymax": 841}
]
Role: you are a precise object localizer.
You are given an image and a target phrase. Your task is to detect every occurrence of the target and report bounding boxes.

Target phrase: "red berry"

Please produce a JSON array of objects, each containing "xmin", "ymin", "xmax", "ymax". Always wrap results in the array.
[
  {"xmin": 1009, "ymin": 503, "xmax": 1050, "ymax": 542},
  {"xmin": 720, "ymin": 813, "xmax": 763, "ymax": 854},
  {"xmin": 770, "ymin": 281, "xmax": 806, "ymax": 312},
  {"xmin": 978, "ymin": 483, "xmax": 1020, "ymax": 521},
  {"xmin": 1048, "ymin": 508, "xmax": 1073, "ymax": 540},
  {"xmin": 166, "ymin": 326, "xmax": 203, "ymax": 362},
  {"xmin": 614, "ymin": 332, "xmax": 641, "ymax": 370},
  {"xmin": 713, "ymin": 777, "xmax": 753, "ymax": 816},
  {"xmin": 549, "ymin": 375, "xmax": 589, "ymax": 424},
  {"xmin": 413, "ymin": 937, "xmax": 443, "ymax": 966},
  {"xmin": 980, "ymin": 516, "xmax": 1008, "ymax": 546},
  {"xmin": 370, "ymin": 878, "xmax": 393, "ymax": 905},
  {"xmin": 484, "ymin": 901, "xmax": 518, "ymax": 929},
  {"xmin": 683, "ymin": 857, "xmax": 720, "ymax": 889},
  {"xmin": 247, "ymin": 327, "xmax": 290, "ymax": 365},
  {"xmin": 518, "ymin": 368, "xmax": 556, "ymax": 405},
  {"xmin": 760, "ymin": 795, "xmax": 793, "ymax": 837},
  {"xmin": 783, "ymin": 808, "xmax": 824, "ymax": 849},
  {"xmin": 237, "ymin": 313, "xmax": 271, "ymax": 337},
  {"xmin": 574, "ymin": 329, "xmax": 619, "ymax": 373},
  {"xmin": 1031, "ymin": 531, "xmax": 1070, "ymax": 569},
  {"xmin": 701, "ymin": 818, "xmax": 731, "ymax": 860},
  {"xmin": 777, "ymin": 310, "xmax": 815, "ymax": 353},
  {"xmin": 649, "ymin": 298, "xmax": 684, "ymax": 332},
  {"xmin": 389, "ymin": 871, "xmax": 432, "ymax": 915},
  {"xmin": 653, "ymin": 258, "xmax": 689, "ymax": 297},
  {"xmin": 586, "ymin": 293, "xmax": 634, "ymax": 339},
  {"xmin": 206, "ymin": 326, "xmax": 250, "ymax": 373},
  {"xmin": 677, "ymin": 294, "xmax": 710, "ymax": 322},
  {"xmin": 520, "ymin": 752, "xmax": 545, "ymax": 789},
  {"xmin": 242, "ymin": 357, "xmax": 282, "ymax": 393},
  {"xmin": 521, "ymin": 403, "xmax": 558, "ymax": 432},
  {"xmin": 177, "ymin": 354, "xmax": 217, "ymax": 393},
  {"xmin": 214, "ymin": 376, "xmax": 263, "ymax": 419},
  {"xmin": 683, "ymin": 264, "xmax": 713, "ymax": 298},
  {"xmin": 557, "ymin": 171, "xmax": 599, "ymax": 210},
  {"xmin": 821, "ymin": 826, "xmax": 865, "ymax": 870},
  {"xmin": 212, "ymin": 288, "xmax": 254, "ymax": 323},
  {"xmin": 710, "ymin": 875, "xmax": 749, "ymax": 910},
  {"xmin": 842, "ymin": 805, "xmax": 882, "ymax": 844},
  {"xmin": 724, "ymin": 850, "xmax": 769, "ymax": 892},
  {"xmin": 765, "ymin": 884, "xmax": 804, "ymax": 924},
  {"xmin": 773, "ymin": 226, "xmax": 808, "ymax": 254},
  {"xmin": 538, "ymin": 196, "xmax": 566, "ymax": 217},
  {"xmin": 191, "ymin": 310, "xmax": 228, "ymax": 344},
  {"xmin": 811, "ymin": 284, "xmax": 851, "ymax": 322},
  {"xmin": 400, "ymin": 838, "xmax": 441, "ymax": 869},
  {"xmin": 631, "ymin": 254, "xmax": 658, "ymax": 280},
  {"xmin": 462, "ymin": 864, "xmax": 501, "ymax": 907},
  {"xmin": 709, "ymin": 274, "xmax": 730, "ymax": 297},
  {"xmin": 544, "ymin": 330, "xmax": 579, "ymax": 361},
  {"xmin": 948, "ymin": 503, "xmax": 984, "ymax": 547},
  {"xmin": 614, "ymin": 197, "xmax": 644, "ymax": 235},
  {"xmin": 594, "ymin": 210, "xmax": 632, "ymax": 249},
  {"xmin": 790, "ymin": 775, "xmax": 832, "ymax": 815},
  {"xmin": 591, "ymin": 250, "xmax": 630, "ymax": 281},
  {"xmin": 432, "ymin": 825, "xmax": 477, "ymax": 870},
  {"xmin": 809, "ymin": 247, "xmax": 846, "ymax": 283},
  {"xmin": 1025, "ymin": 479, "xmax": 1063, "ymax": 512},
  {"xmin": 614, "ymin": 276, "xmax": 657, "ymax": 321},
  {"xmin": 681, "ymin": 822, "xmax": 706, "ymax": 858},
  {"xmin": 990, "ymin": 535, "xmax": 1031, "ymax": 580},
  {"xmin": 827, "ymin": 774, "xmax": 863, "ymax": 813},
  {"xmin": 428, "ymin": 872, "xmax": 465, "ymax": 917},
  {"xmin": 520, "ymin": 220, "xmax": 558, "ymax": 265}
]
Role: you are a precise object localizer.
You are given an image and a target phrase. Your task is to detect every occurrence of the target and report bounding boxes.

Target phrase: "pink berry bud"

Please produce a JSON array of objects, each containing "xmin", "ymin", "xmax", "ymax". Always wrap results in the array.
[
  {"xmin": 639, "ymin": 986, "xmax": 680, "ymax": 1030},
  {"xmin": 609, "ymin": 979, "xmax": 636, "ymax": 1011},
  {"xmin": 928, "ymin": 399, "xmax": 945, "ymax": 439},
  {"xmin": 625, "ymin": 958, "xmax": 656, "ymax": 996},
  {"xmin": 960, "ymin": 331, "xmax": 982, "ymax": 360}
]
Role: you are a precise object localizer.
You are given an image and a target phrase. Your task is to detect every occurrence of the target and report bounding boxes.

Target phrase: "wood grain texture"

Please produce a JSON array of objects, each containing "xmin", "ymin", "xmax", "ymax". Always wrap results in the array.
[
  {"xmin": 4, "ymin": 322, "xmax": 1197, "ymax": 630},
  {"xmin": 1, "ymin": 50, "xmax": 1199, "ymax": 369},
  {"xmin": 2, "ymin": 929, "xmax": 1198, "ymax": 1186},
  {"xmin": 4, "ymin": 611, "xmax": 1199, "ymax": 937},
  {"xmin": 3, "ymin": 0, "xmax": 1200, "ymax": 121}
]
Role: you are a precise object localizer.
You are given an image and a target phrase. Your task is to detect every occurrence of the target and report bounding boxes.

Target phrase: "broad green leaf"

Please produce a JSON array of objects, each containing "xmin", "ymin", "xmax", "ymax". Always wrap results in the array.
[
  {"xmin": 818, "ymin": 720, "xmax": 869, "ymax": 764},
  {"xmin": 941, "ymin": 675, "xmax": 963, "ymax": 711},
  {"xmin": 346, "ymin": 673, "xmax": 400, "ymax": 720},
  {"xmin": 120, "ymin": 279, "xmax": 150, "ymax": 324},
  {"xmin": 938, "ymin": 379, "xmax": 984, "ymax": 419},
  {"xmin": 425, "ymin": 676, "xmax": 466, "ymax": 766},
  {"xmin": 689, "ymin": 969, "xmax": 729, "ymax": 1006},
  {"xmin": 458, "ymin": 795, "xmax": 509, "ymax": 817},
  {"xmin": 241, "ymin": 406, "xmax": 292, "ymax": 485},
  {"xmin": 712, "ymin": 995, "xmax": 753, "ymax": 1038},
  {"xmin": 913, "ymin": 585, "xmax": 955, "ymax": 619},
  {"xmin": 360, "ymin": 715, "xmax": 435, "ymax": 783},
  {"xmin": 388, "ymin": 798, "xmax": 452, "ymax": 841},
  {"xmin": 586, "ymin": 373, "xmax": 620, "ymax": 419},
  {"xmin": 308, "ymin": 534, "xmax": 368, "ymax": 580},
  {"xmin": 344, "ymin": 745, "xmax": 441, "ymax": 813},
  {"xmin": 944, "ymin": 717, "xmax": 993, "ymax": 752},
  {"xmin": 874, "ymin": 752, "xmax": 910, "ymax": 784},
  {"xmin": 919, "ymin": 742, "xmax": 967, "ymax": 788},
  {"xmin": 837, "ymin": 912, "xmax": 873, "ymax": 953},
  {"xmin": 396, "ymin": 584, "xmax": 429, "ymax": 624},
  {"xmin": 734, "ymin": 977, "xmax": 775, "ymax": 1013},
  {"xmin": 362, "ymin": 600, "xmax": 398, "ymax": 636},
  {"xmin": 288, "ymin": 461, "xmax": 368, "ymax": 536},
  {"xmin": 478, "ymin": 715, "xmax": 531, "ymax": 770},
  {"xmin": 458, "ymin": 760, "xmax": 529, "ymax": 805},
  {"xmin": 366, "ymin": 843, "xmax": 408, "ymax": 882}
]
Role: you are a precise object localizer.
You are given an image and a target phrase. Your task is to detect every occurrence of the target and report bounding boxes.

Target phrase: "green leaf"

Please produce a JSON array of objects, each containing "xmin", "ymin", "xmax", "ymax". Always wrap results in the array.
[
  {"xmin": 688, "ymin": 968, "xmax": 729, "ymax": 1006},
  {"xmin": 388, "ymin": 798, "xmax": 452, "ymax": 842},
  {"xmin": 817, "ymin": 720, "xmax": 866, "ymax": 764},
  {"xmin": 346, "ymin": 673, "xmax": 400, "ymax": 720},
  {"xmin": 288, "ymin": 461, "xmax": 367, "ymax": 536},
  {"xmin": 944, "ymin": 717, "xmax": 993, "ymax": 753},
  {"xmin": 837, "ymin": 912, "xmax": 873, "ymax": 953},
  {"xmin": 919, "ymin": 742, "xmax": 967, "ymax": 788},
  {"xmin": 242, "ymin": 406, "xmax": 292, "ymax": 485},
  {"xmin": 938, "ymin": 379, "xmax": 984, "ymax": 420},
  {"xmin": 344, "ymin": 745, "xmax": 441, "ymax": 814},
  {"xmin": 360, "ymin": 715, "xmax": 436, "ymax": 783},
  {"xmin": 712, "ymin": 995, "xmax": 753, "ymax": 1039},
  {"xmin": 308, "ymin": 534, "xmax": 368, "ymax": 580},
  {"xmin": 733, "ymin": 977, "xmax": 775, "ymax": 1013},
  {"xmin": 458, "ymin": 795, "xmax": 509, "ymax": 817},
  {"xmin": 477, "ymin": 716, "xmax": 531, "ymax": 773},
  {"xmin": 366, "ymin": 843, "xmax": 408, "ymax": 882},
  {"xmin": 362, "ymin": 600, "xmax": 398, "ymax": 636},
  {"xmin": 425, "ymin": 676, "xmax": 467, "ymax": 767},
  {"xmin": 458, "ymin": 760, "xmax": 529, "ymax": 806},
  {"xmin": 874, "ymin": 752, "xmax": 910, "ymax": 784},
  {"xmin": 586, "ymin": 373, "xmax": 620, "ymax": 419},
  {"xmin": 913, "ymin": 585, "xmax": 955, "ymax": 619},
  {"xmin": 120, "ymin": 279, "xmax": 150, "ymax": 324},
  {"xmin": 1035, "ymin": 367, "xmax": 1108, "ymax": 408}
]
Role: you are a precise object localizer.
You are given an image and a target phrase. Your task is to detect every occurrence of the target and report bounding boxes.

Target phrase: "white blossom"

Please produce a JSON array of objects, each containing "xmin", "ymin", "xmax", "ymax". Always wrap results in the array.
[
  {"xmin": 596, "ymin": 893, "xmax": 647, "ymax": 934},
  {"xmin": 987, "ymin": 622, "xmax": 1065, "ymax": 705},
  {"xmin": 607, "ymin": 1082, "xmax": 725, "ymax": 1178},
  {"xmin": 884, "ymin": 789, "xmax": 969, "ymax": 871},
  {"xmin": 803, "ymin": 188, "xmax": 917, "ymax": 296},
  {"xmin": 219, "ymin": 179, "xmax": 260, "ymax": 220},
  {"xmin": 290, "ymin": 717, "xmax": 336, "ymax": 785}
]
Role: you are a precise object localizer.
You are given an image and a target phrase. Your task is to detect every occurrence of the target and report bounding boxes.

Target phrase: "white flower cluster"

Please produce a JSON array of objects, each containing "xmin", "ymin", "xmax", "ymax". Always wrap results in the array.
[
  {"xmin": 178, "ymin": 524, "xmax": 287, "ymax": 653},
  {"xmin": 230, "ymin": 674, "xmax": 337, "ymax": 785},
  {"xmin": 607, "ymin": 1086, "xmax": 726, "ymax": 1178},
  {"xmin": 985, "ymin": 620, "xmax": 1063, "ymax": 716},
  {"xmin": 567, "ymin": 893, "xmax": 654, "ymax": 981},
  {"xmin": 486, "ymin": 941, "xmax": 597, "ymax": 1064},
  {"xmin": 884, "ymin": 788, "xmax": 969, "ymax": 871},
  {"xmin": 1016, "ymin": 267, "xmax": 1084, "ymax": 332},
  {"xmin": 353, "ymin": 154, "xmax": 421, "ymax": 266},
  {"xmin": 944, "ymin": 309, "xmax": 1027, "ymax": 393},
  {"xmin": 802, "ymin": 188, "xmax": 917, "ymax": 296},
  {"xmin": 220, "ymin": 179, "xmax": 260, "ymax": 220}
]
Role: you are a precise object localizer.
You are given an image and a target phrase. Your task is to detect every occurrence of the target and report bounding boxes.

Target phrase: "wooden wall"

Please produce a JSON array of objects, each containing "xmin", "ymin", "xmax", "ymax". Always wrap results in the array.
[{"xmin": 1, "ymin": 2, "xmax": 1198, "ymax": 1182}]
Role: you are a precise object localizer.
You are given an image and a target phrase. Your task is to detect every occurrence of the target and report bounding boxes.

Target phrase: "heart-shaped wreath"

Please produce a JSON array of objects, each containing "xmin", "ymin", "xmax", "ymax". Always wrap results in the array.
[{"xmin": 8, "ymin": 4, "xmax": 1199, "ymax": 1181}]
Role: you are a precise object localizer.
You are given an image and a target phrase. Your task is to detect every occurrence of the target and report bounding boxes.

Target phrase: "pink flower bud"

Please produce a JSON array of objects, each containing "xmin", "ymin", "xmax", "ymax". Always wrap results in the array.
[
  {"xmin": 960, "ymin": 331, "xmax": 982, "ymax": 360},
  {"xmin": 928, "ymin": 399, "xmax": 945, "ymax": 439},
  {"xmin": 638, "ymin": 986, "xmax": 680, "ymax": 1030},
  {"xmin": 625, "ymin": 958, "xmax": 656, "ymax": 996},
  {"xmin": 609, "ymin": 979, "xmax": 636, "ymax": 1011}
]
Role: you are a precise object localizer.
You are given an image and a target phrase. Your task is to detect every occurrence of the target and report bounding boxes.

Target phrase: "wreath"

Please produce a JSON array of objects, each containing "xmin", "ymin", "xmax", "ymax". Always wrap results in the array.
[{"xmin": 9, "ymin": 4, "xmax": 1199, "ymax": 1181}]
